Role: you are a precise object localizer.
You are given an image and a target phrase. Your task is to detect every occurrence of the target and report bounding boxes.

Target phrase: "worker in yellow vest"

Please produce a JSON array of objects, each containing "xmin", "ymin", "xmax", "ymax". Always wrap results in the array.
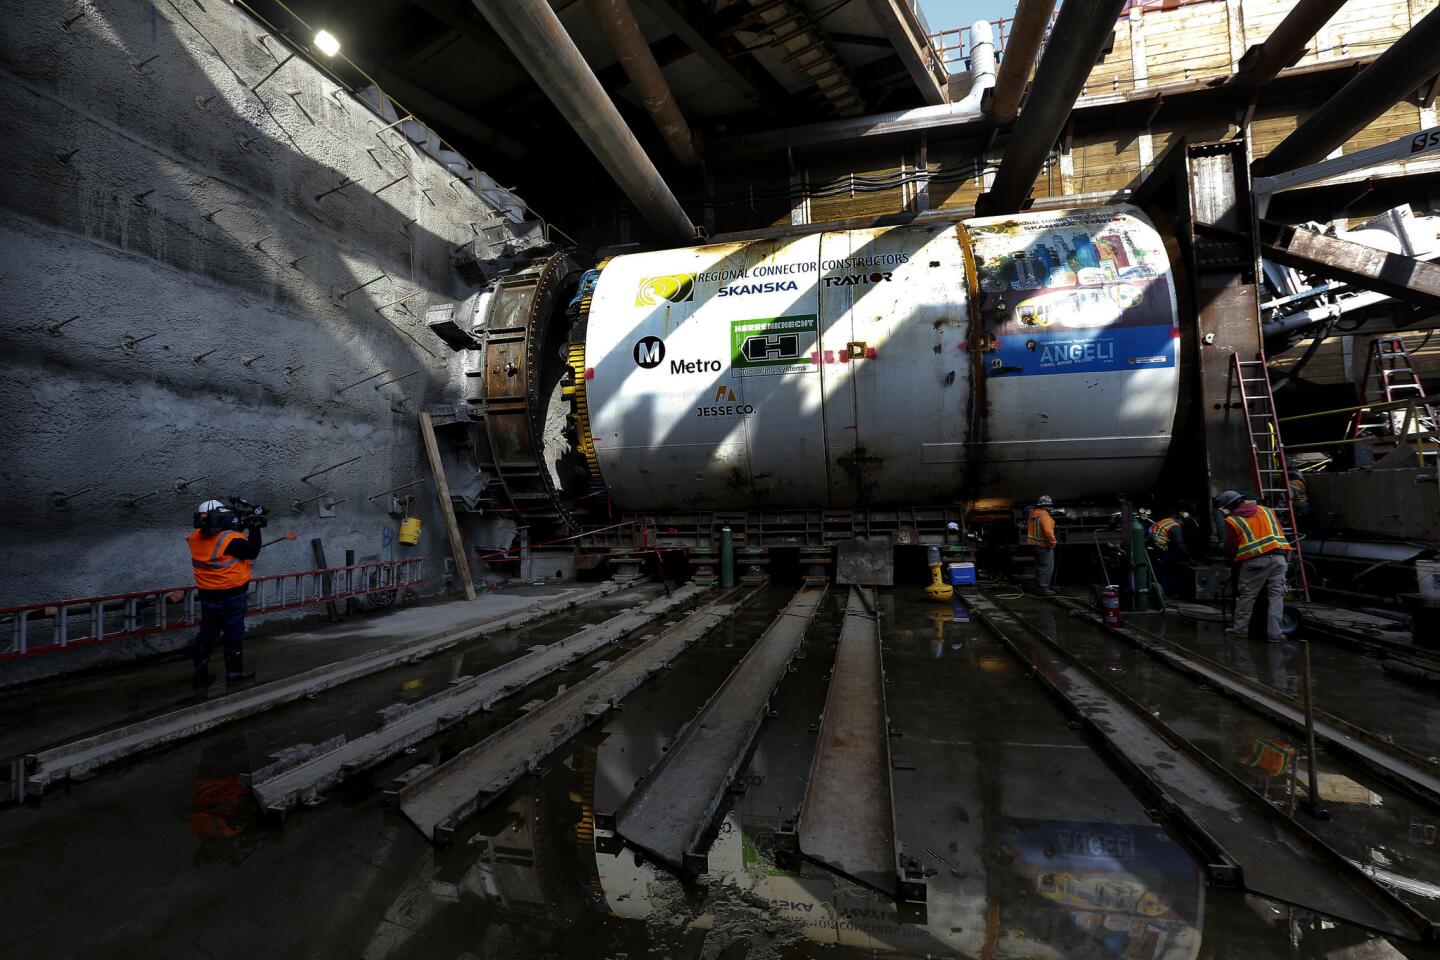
[
  {"xmin": 1148, "ymin": 510, "xmax": 1193, "ymax": 594},
  {"xmin": 187, "ymin": 499, "xmax": 264, "ymax": 687},
  {"xmin": 1217, "ymin": 490, "xmax": 1291, "ymax": 643},
  {"xmin": 1027, "ymin": 495, "xmax": 1058, "ymax": 596}
]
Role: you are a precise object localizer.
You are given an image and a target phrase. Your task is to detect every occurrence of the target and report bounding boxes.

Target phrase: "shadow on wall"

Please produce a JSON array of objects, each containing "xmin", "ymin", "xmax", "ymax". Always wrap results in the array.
[{"xmin": 0, "ymin": 0, "xmax": 517, "ymax": 605}]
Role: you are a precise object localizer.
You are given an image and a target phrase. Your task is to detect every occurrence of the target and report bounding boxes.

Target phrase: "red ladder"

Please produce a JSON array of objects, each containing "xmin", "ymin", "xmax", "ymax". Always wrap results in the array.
[
  {"xmin": 1232, "ymin": 355, "xmax": 1310, "ymax": 600},
  {"xmin": 1348, "ymin": 335, "xmax": 1438, "ymax": 452}
]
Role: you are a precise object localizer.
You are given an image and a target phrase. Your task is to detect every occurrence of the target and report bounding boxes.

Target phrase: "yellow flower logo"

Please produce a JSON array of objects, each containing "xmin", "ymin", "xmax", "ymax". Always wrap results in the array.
[{"xmin": 635, "ymin": 273, "xmax": 695, "ymax": 306}]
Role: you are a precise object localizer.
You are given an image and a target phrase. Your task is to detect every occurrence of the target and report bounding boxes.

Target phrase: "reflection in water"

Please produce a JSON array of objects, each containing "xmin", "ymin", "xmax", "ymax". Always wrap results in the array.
[
  {"xmin": 335, "ymin": 592, "xmax": 1433, "ymax": 960},
  {"xmin": 593, "ymin": 810, "xmax": 1202, "ymax": 959}
]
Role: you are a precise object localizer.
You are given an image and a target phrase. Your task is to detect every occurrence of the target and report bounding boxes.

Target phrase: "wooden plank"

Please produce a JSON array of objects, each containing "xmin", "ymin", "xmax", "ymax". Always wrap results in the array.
[
  {"xmin": 311, "ymin": 538, "xmax": 341, "ymax": 622},
  {"xmin": 1086, "ymin": 20, "xmax": 1135, "ymax": 96},
  {"xmin": 1226, "ymin": 0, "xmax": 1245, "ymax": 68},
  {"xmin": 1130, "ymin": 6, "xmax": 1148, "ymax": 89},
  {"xmin": 418, "ymin": 411, "xmax": 476, "ymax": 602}
]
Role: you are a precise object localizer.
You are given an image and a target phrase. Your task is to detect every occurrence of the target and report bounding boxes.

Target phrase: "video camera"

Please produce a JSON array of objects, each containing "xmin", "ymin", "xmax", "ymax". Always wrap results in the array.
[
  {"xmin": 195, "ymin": 494, "xmax": 269, "ymax": 533},
  {"xmin": 229, "ymin": 494, "xmax": 269, "ymax": 531}
]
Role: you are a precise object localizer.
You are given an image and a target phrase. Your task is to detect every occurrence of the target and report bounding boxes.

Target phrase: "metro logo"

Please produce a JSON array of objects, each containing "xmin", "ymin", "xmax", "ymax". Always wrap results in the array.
[{"xmin": 635, "ymin": 273, "xmax": 695, "ymax": 306}]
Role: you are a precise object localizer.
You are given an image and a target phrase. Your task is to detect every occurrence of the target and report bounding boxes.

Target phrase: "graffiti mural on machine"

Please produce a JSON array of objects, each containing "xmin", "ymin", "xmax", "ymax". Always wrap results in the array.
[
  {"xmin": 968, "ymin": 208, "xmax": 1178, "ymax": 378},
  {"xmin": 730, "ymin": 315, "xmax": 820, "ymax": 377}
]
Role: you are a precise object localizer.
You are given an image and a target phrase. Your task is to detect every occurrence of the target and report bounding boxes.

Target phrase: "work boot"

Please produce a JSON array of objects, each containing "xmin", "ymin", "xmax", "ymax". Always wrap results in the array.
[
  {"xmin": 226, "ymin": 669, "xmax": 256, "ymax": 684},
  {"xmin": 192, "ymin": 667, "xmax": 214, "ymax": 688},
  {"xmin": 1224, "ymin": 628, "xmax": 1248, "ymax": 639}
]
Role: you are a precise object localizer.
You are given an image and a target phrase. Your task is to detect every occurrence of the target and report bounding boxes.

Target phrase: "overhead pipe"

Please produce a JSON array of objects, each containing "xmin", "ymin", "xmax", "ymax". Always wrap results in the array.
[
  {"xmin": 704, "ymin": 20, "xmax": 996, "ymax": 156},
  {"xmin": 587, "ymin": 0, "xmax": 700, "ymax": 166},
  {"xmin": 987, "ymin": 0, "xmax": 1058, "ymax": 125},
  {"xmin": 1259, "ymin": 6, "xmax": 1440, "ymax": 174},
  {"xmin": 977, "ymin": 0, "xmax": 1128, "ymax": 216},
  {"xmin": 470, "ymin": 0, "xmax": 697, "ymax": 243},
  {"xmin": 1232, "ymin": 0, "xmax": 1347, "ymax": 89}
]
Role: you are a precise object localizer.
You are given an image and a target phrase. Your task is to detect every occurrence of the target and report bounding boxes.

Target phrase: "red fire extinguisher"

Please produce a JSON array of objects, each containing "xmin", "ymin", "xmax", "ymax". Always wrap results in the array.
[{"xmin": 1102, "ymin": 586, "xmax": 1121, "ymax": 626}]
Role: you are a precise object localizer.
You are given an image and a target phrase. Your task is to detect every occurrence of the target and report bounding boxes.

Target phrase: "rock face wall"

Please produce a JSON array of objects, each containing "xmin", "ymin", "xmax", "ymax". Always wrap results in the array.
[{"xmin": 0, "ymin": 0, "xmax": 542, "ymax": 669}]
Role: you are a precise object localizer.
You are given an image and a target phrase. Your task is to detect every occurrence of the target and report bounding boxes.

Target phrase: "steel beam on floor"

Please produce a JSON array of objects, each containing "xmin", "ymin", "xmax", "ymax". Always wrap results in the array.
[
  {"xmin": 23, "ymin": 581, "xmax": 629, "ymax": 795},
  {"xmin": 396, "ymin": 587, "xmax": 762, "ymax": 843},
  {"xmin": 1051, "ymin": 596, "xmax": 1440, "ymax": 810},
  {"xmin": 248, "ymin": 584, "xmax": 709, "ymax": 816},
  {"xmin": 969, "ymin": 591, "xmax": 1435, "ymax": 943},
  {"xmin": 793, "ymin": 587, "xmax": 923, "ymax": 902},
  {"xmin": 613, "ymin": 584, "xmax": 827, "ymax": 874}
]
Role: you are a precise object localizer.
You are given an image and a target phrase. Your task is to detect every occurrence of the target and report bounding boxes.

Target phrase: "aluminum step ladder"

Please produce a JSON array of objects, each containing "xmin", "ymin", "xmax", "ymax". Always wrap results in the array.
[
  {"xmin": 1348, "ymin": 336, "xmax": 1438, "ymax": 459},
  {"xmin": 1232, "ymin": 355, "xmax": 1310, "ymax": 600}
]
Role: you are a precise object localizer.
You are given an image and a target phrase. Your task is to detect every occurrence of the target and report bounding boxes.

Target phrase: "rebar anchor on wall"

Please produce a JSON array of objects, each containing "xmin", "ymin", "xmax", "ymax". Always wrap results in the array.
[
  {"xmin": 300, "ymin": 456, "xmax": 362, "ymax": 483},
  {"xmin": 332, "ymin": 273, "xmax": 387, "ymax": 305},
  {"xmin": 291, "ymin": 490, "xmax": 334, "ymax": 512}
]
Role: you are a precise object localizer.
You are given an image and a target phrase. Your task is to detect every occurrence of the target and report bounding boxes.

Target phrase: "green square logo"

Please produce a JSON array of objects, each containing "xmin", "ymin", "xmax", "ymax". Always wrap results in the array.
[{"xmin": 730, "ymin": 314, "xmax": 819, "ymax": 377}]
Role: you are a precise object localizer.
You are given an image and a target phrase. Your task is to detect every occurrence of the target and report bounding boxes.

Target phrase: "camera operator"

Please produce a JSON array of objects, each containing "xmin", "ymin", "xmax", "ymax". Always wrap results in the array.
[{"xmin": 186, "ymin": 498, "xmax": 264, "ymax": 687}]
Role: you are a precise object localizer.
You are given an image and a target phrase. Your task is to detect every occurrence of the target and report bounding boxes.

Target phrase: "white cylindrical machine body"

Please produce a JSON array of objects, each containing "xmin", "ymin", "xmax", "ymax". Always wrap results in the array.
[{"xmin": 582, "ymin": 205, "xmax": 1179, "ymax": 510}]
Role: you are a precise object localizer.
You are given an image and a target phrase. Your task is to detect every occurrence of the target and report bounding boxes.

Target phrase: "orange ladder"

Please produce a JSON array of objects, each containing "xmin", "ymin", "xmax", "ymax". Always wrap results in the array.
[
  {"xmin": 1348, "ymin": 335, "xmax": 1437, "ymax": 452},
  {"xmin": 1233, "ymin": 355, "xmax": 1310, "ymax": 600}
]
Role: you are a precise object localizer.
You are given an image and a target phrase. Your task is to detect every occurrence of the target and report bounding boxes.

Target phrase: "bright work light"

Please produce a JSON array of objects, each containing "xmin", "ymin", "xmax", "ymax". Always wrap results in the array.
[{"xmin": 313, "ymin": 30, "xmax": 341, "ymax": 57}]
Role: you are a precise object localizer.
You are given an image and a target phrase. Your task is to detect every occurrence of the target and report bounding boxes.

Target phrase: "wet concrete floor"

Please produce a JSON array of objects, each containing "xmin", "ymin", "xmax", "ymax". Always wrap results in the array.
[
  {"xmin": 1, "ymin": 582, "xmax": 1436, "ymax": 959},
  {"xmin": 1000, "ymin": 595, "xmax": 1440, "ymax": 924},
  {"xmin": 1146, "ymin": 608, "xmax": 1440, "ymax": 761}
]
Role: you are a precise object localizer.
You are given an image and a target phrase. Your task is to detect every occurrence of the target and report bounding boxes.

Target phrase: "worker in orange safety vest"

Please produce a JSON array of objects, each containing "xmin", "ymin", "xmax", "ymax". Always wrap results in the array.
[
  {"xmin": 187, "ymin": 500, "xmax": 264, "ymax": 687},
  {"xmin": 1148, "ymin": 511, "xmax": 1193, "ymax": 595},
  {"xmin": 1027, "ymin": 495, "xmax": 1058, "ymax": 596},
  {"xmin": 1217, "ymin": 490, "xmax": 1291, "ymax": 643}
]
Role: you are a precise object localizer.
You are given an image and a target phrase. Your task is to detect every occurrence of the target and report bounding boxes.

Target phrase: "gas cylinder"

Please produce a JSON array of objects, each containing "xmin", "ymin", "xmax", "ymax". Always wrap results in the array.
[{"xmin": 1101, "ymin": 586, "xmax": 1121, "ymax": 626}]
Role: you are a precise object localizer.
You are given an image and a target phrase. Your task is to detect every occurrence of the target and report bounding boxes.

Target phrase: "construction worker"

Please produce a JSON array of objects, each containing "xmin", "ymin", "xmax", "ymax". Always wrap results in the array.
[
  {"xmin": 187, "ymin": 500, "xmax": 263, "ymax": 686},
  {"xmin": 1288, "ymin": 469, "xmax": 1310, "ymax": 518},
  {"xmin": 1027, "ymin": 495, "xmax": 1058, "ymax": 595},
  {"xmin": 1217, "ymin": 490, "xmax": 1291, "ymax": 643},
  {"xmin": 1148, "ymin": 510, "xmax": 1193, "ymax": 594}
]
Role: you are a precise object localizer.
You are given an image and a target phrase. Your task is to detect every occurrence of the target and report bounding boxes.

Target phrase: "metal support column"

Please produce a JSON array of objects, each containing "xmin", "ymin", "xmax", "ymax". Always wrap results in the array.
[
  {"xmin": 1259, "ymin": 6, "xmax": 1440, "ymax": 173},
  {"xmin": 587, "ymin": 0, "xmax": 700, "ymax": 166},
  {"xmin": 1231, "ymin": 0, "xmax": 1347, "ymax": 89},
  {"xmin": 977, "ymin": 0, "xmax": 1127, "ymax": 215},
  {"xmin": 1134, "ymin": 138, "xmax": 1265, "ymax": 533},
  {"xmin": 987, "ymin": 0, "xmax": 1057, "ymax": 125},
  {"xmin": 471, "ymin": 0, "xmax": 697, "ymax": 243}
]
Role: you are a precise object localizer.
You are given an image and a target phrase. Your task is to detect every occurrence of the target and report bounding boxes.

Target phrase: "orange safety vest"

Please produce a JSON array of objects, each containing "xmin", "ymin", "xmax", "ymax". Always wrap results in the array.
[
  {"xmin": 1225, "ymin": 506, "xmax": 1291, "ymax": 563},
  {"xmin": 187, "ymin": 529, "xmax": 252, "ymax": 590},
  {"xmin": 1026, "ymin": 508, "xmax": 1056, "ymax": 547},
  {"xmin": 1150, "ymin": 516, "xmax": 1182, "ymax": 550},
  {"xmin": 1240, "ymin": 737, "xmax": 1295, "ymax": 778}
]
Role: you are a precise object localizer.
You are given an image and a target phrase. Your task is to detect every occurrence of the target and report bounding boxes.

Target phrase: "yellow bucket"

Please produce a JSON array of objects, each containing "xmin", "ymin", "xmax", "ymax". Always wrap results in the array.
[{"xmin": 398, "ymin": 517, "xmax": 422, "ymax": 546}]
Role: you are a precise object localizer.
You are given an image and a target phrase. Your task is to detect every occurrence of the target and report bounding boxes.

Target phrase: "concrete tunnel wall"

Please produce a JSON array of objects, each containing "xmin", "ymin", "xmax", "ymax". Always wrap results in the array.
[{"xmin": 0, "ymin": 0, "xmax": 535, "ymax": 676}]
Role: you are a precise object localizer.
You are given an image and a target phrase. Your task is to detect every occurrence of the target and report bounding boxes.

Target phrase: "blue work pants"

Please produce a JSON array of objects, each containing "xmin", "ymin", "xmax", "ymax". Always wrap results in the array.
[{"xmin": 194, "ymin": 592, "xmax": 247, "ymax": 674}]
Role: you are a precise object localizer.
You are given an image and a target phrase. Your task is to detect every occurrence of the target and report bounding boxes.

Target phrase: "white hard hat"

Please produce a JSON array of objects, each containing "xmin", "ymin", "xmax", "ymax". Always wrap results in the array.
[
  {"xmin": 1037, "ymin": 495, "xmax": 1054, "ymax": 506},
  {"xmin": 946, "ymin": 521, "xmax": 960, "ymax": 531},
  {"xmin": 198, "ymin": 499, "xmax": 225, "ymax": 513}
]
